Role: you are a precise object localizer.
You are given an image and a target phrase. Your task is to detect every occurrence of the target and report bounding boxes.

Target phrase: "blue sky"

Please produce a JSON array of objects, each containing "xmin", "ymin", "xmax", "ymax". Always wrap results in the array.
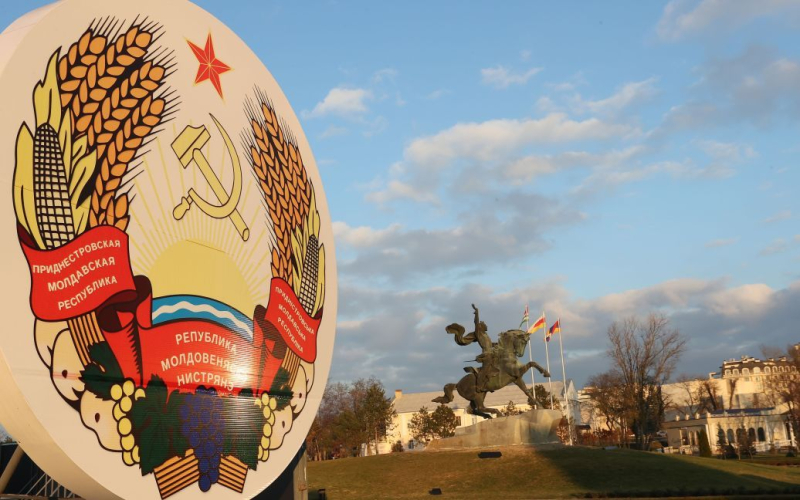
[{"xmin": 2, "ymin": 0, "xmax": 800, "ymax": 400}]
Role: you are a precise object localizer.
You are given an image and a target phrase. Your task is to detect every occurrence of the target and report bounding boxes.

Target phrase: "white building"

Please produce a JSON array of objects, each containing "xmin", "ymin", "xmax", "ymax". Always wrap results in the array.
[
  {"xmin": 662, "ymin": 408, "xmax": 795, "ymax": 454},
  {"xmin": 580, "ymin": 346, "xmax": 799, "ymax": 454}
]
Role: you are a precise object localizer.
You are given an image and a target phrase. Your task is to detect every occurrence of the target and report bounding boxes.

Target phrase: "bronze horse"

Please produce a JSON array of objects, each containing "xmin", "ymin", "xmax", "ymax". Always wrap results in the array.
[{"xmin": 433, "ymin": 305, "xmax": 550, "ymax": 419}]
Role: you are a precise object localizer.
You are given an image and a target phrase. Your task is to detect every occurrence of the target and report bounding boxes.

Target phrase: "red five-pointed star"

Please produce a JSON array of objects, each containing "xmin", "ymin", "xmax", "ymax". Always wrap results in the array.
[{"xmin": 187, "ymin": 34, "xmax": 231, "ymax": 98}]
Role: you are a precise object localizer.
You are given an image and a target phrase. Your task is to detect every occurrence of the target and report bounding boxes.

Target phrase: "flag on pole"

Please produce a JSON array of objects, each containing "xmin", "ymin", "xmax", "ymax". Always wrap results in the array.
[
  {"xmin": 528, "ymin": 313, "xmax": 546, "ymax": 333},
  {"xmin": 546, "ymin": 319, "xmax": 560, "ymax": 342},
  {"xmin": 519, "ymin": 305, "xmax": 529, "ymax": 329}
]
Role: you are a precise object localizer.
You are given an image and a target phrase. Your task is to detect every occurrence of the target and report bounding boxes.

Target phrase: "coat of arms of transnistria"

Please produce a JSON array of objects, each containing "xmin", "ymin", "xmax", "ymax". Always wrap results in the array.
[{"xmin": 0, "ymin": 1, "xmax": 336, "ymax": 498}]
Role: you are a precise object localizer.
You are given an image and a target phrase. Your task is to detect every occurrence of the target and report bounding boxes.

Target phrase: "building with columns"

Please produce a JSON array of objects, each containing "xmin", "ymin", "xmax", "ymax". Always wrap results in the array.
[{"xmin": 662, "ymin": 408, "xmax": 794, "ymax": 454}]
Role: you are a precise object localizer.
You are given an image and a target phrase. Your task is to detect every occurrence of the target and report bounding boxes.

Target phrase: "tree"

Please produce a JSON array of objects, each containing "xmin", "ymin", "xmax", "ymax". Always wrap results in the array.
[
  {"xmin": 761, "ymin": 344, "xmax": 800, "ymax": 446},
  {"xmin": 430, "ymin": 405, "xmax": 458, "ymax": 438},
  {"xmin": 606, "ymin": 314, "xmax": 686, "ymax": 450},
  {"xmin": 306, "ymin": 382, "xmax": 351, "ymax": 460},
  {"xmin": 408, "ymin": 405, "xmax": 458, "ymax": 444},
  {"xmin": 585, "ymin": 370, "xmax": 631, "ymax": 446},
  {"xmin": 556, "ymin": 416, "xmax": 574, "ymax": 444},
  {"xmin": 409, "ymin": 407, "xmax": 435, "ymax": 444},
  {"xmin": 533, "ymin": 384, "xmax": 561, "ymax": 410},
  {"xmin": 698, "ymin": 428, "xmax": 712, "ymax": 457},
  {"xmin": 305, "ymin": 378, "xmax": 395, "ymax": 459},
  {"xmin": 673, "ymin": 375, "xmax": 721, "ymax": 416},
  {"xmin": 354, "ymin": 379, "xmax": 396, "ymax": 455},
  {"xmin": 501, "ymin": 400, "xmax": 525, "ymax": 416}
]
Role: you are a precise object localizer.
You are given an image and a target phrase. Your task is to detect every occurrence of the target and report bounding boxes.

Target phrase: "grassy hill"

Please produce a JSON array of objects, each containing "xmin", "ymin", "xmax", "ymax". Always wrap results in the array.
[{"xmin": 307, "ymin": 445, "xmax": 800, "ymax": 499}]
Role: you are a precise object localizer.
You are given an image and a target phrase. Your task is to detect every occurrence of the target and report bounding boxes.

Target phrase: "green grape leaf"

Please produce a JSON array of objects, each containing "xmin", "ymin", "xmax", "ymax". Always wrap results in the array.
[
  {"xmin": 221, "ymin": 389, "xmax": 260, "ymax": 470},
  {"xmin": 80, "ymin": 342, "xmax": 124, "ymax": 400},
  {"xmin": 270, "ymin": 368, "xmax": 293, "ymax": 411},
  {"xmin": 138, "ymin": 422, "xmax": 170, "ymax": 475},
  {"xmin": 130, "ymin": 375, "xmax": 185, "ymax": 476}
]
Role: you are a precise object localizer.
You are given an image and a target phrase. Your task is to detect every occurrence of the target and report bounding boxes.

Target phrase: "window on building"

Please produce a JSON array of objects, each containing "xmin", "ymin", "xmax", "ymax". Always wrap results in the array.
[
  {"xmin": 742, "ymin": 368, "xmax": 750, "ymax": 376},
  {"xmin": 456, "ymin": 416, "xmax": 462, "ymax": 426},
  {"xmin": 733, "ymin": 369, "xmax": 739, "ymax": 376},
  {"xmin": 753, "ymin": 367, "xmax": 761, "ymax": 374},
  {"xmin": 793, "ymin": 366, "xmax": 797, "ymax": 372},
  {"xmin": 727, "ymin": 429, "xmax": 735, "ymax": 444},
  {"xmin": 725, "ymin": 369, "xmax": 731, "ymax": 376},
  {"xmin": 780, "ymin": 366, "xmax": 785, "ymax": 373},
  {"xmin": 758, "ymin": 427, "xmax": 766, "ymax": 442},
  {"xmin": 748, "ymin": 428, "xmax": 756, "ymax": 442},
  {"xmin": 765, "ymin": 366, "xmax": 771, "ymax": 374}
]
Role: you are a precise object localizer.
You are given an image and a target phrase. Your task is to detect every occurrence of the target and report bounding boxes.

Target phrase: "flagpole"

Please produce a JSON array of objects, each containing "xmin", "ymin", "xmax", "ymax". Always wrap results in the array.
[
  {"xmin": 543, "ymin": 311, "xmax": 554, "ymax": 408},
  {"xmin": 526, "ymin": 309, "xmax": 537, "ymax": 405},
  {"xmin": 557, "ymin": 317, "xmax": 573, "ymax": 446}
]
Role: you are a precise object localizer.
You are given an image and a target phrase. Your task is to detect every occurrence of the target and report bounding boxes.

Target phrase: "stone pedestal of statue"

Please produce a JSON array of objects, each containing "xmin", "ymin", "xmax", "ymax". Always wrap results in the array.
[{"xmin": 425, "ymin": 409, "xmax": 562, "ymax": 450}]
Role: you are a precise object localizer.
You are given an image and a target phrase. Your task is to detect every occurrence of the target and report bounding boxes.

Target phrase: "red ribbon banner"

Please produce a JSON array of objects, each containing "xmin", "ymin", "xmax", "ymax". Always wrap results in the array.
[
  {"xmin": 18, "ymin": 225, "xmax": 322, "ymax": 396},
  {"xmin": 20, "ymin": 226, "xmax": 136, "ymax": 321}
]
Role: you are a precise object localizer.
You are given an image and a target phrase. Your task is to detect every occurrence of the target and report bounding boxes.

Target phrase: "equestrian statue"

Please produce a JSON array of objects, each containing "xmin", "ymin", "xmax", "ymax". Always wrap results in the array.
[{"xmin": 432, "ymin": 304, "xmax": 550, "ymax": 419}]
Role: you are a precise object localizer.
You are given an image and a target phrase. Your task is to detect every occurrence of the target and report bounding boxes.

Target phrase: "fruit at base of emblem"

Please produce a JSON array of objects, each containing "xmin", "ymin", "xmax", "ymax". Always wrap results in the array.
[
  {"xmin": 300, "ymin": 361, "xmax": 314, "ymax": 393},
  {"xmin": 267, "ymin": 406, "xmax": 293, "ymax": 450},
  {"xmin": 79, "ymin": 390, "xmax": 122, "ymax": 451},
  {"xmin": 110, "ymin": 380, "xmax": 141, "ymax": 465},
  {"xmin": 178, "ymin": 387, "xmax": 224, "ymax": 489},
  {"xmin": 290, "ymin": 365, "xmax": 307, "ymax": 414},
  {"xmin": 257, "ymin": 393, "xmax": 279, "ymax": 462},
  {"xmin": 50, "ymin": 330, "xmax": 85, "ymax": 401},
  {"xmin": 34, "ymin": 319, "xmax": 68, "ymax": 368}
]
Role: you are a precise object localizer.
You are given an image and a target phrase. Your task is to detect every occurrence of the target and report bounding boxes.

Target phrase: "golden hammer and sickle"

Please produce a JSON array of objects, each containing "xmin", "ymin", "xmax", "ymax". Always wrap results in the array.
[{"xmin": 171, "ymin": 114, "xmax": 249, "ymax": 241}]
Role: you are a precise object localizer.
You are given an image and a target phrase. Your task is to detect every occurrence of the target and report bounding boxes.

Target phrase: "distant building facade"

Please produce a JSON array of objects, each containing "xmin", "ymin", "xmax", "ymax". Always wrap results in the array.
[
  {"xmin": 662, "ymin": 408, "xmax": 795, "ymax": 454},
  {"xmin": 580, "ymin": 344, "xmax": 799, "ymax": 453}
]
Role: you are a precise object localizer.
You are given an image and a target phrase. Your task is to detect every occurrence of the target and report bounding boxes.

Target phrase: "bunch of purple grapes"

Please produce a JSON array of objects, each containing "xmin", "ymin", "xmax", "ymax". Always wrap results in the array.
[{"xmin": 179, "ymin": 386, "xmax": 224, "ymax": 492}]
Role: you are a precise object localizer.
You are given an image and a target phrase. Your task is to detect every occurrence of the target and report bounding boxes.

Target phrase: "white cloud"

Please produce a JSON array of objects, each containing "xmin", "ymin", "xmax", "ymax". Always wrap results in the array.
[
  {"xmin": 502, "ymin": 146, "xmax": 646, "ymax": 184},
  {"xmin": 426, "ymin": 89, "xmax": 450, "ymax": 100},
  {"xmin": 333, "ymin": 221, "xmax": 402, "ymax": 247},
  {"xmin": 661, "ymin": 47, "xmax": 800, "ymax": 131},
  {"xmin": 760, "ymin": 238, "xmax": 788, "ymax": 256},
  {"xmin": 404, "ymin": 113, "xmax": 636, "ymax": 168},
  {"xmin": 705, "ymin": 238, "xmax": 738, "ymax": 248},
  {"xmin": 535, "ymin": 96, "xmax": 559, "ymax": 113},
  {"xmin": 365, "ymin": 180, "xmax": 439, "ymax": 205},
  {"xmin": 573, "ymin": 78, "xmax": 659, "ymax": 116},
  {"xmin": 307, "ymin": 87, "xmax": 372, "ymax": 118},
  {"xmin": 703, "ymin": 283, "xmax": 774, "ymax": 316},
  {"xmin": 571, "ymin": 160, "xmax": 709, "ymax": 196},
  {"xmin": 656, "ymin": 0, "xmax": 800, "ymax": 41},
  {"xmin": 340, "ymin": 191, "xmax": 583, "ymax": 281},
  {"xmin": 320, "ymin": 125, "xmax": 347, "ymax": 138},
  {"xmin": 696, "ymin": 140, "xmax": 757, "ymax": 163},
  {"xmin": 764, "ymin": 210, "xmax": 791, "ymax": 223},
  {"xmin": 367, "ymin": 114, "xmax": 637, "ymax": 205},
  {"xmin": 480, "ymin": 65, "xmax": 542, "ymax": 89},
  {"xmin": 371, "ymin": 68, "xmax": 398, "ymax": 84}
]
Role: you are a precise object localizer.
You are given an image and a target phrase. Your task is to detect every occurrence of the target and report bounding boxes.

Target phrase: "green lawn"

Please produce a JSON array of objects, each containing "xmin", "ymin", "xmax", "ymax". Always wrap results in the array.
[{"xmin": 307, "ymin": 446, "xmax": 800, "ymax": 499}]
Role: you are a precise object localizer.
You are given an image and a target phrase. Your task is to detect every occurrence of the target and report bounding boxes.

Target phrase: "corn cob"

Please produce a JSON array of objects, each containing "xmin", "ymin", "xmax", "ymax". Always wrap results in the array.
[{"xmin": 33, "ymin": 124, "xmax": 75, "ymax": 249}]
